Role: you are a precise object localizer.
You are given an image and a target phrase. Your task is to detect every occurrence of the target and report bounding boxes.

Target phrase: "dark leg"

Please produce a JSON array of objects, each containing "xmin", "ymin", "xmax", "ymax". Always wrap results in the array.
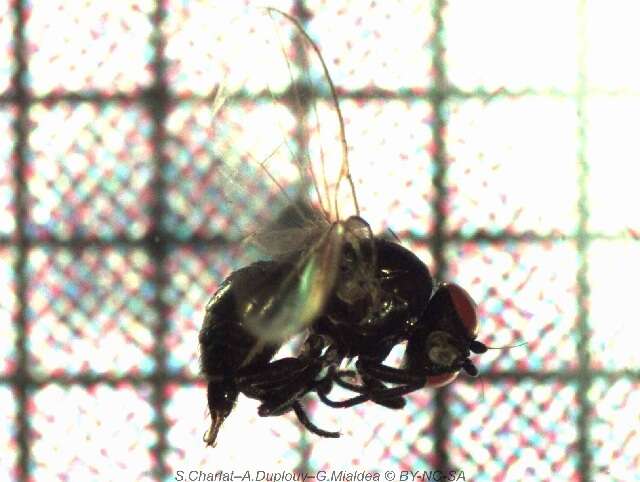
[
  {"xmin": 236, "ymin": 358, "xmax": 340, "ymax": 438},
  {"xmin": 330, "ymin": 369, "xmax": 406, "ymax": 409},
  {"xmin": 366, "ymin": 383, "xmax": 424, "ymax": 400},
  {"xmin": 361, "ymin": 377, "xmax": 406, "ymax": 409},
  {"xmin": 253, "ymin": 382, "xmax": 341, "ymax": 438},
  {"xmin": 235, "ymin": 357, "xmax": 309, "ymax": 389},
  {"xmin": 316, "ymin": 361, "xmax": 428, "ymax": 408},
  {"xmin": 357, "ymin": 360, "xmax": 426, "ymax": 386},
  {"xmin": 357, "ymin": 362, "xmax": 426, "ymax": 401},
  {"xmin": 292, "ymin": 401, "xmax": 340, "ymax": 438},
  {"xmin": 317, "ymin": 389, "xmax": 369, "ymax": 408},
  {"xmin": 253, "ymin": 365, "xmax": 314, "ymax": 416},
  {"xmin": 318, "ymin": 381, "xmax": 422, "ymax": 408},
  {"xmin": 315, "ymin": 367, "xmax": 405, "ymax": 409},
  {"xmin": 314, "ymin": 369, "xmax": 372, "ymax": 408}
]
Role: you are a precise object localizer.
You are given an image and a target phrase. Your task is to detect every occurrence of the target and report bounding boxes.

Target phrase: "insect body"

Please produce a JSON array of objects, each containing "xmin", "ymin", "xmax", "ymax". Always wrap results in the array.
[
  {"xmin": 197, "ymin": 7, "xmax": 489, "ymax": 446},
  {"xmin": 199, "ymin": 235, "xmax": 431, "ymax": 444},
  {"xmin": 200, "ymin": 234, "xmax": 487, "ymax": 444}
]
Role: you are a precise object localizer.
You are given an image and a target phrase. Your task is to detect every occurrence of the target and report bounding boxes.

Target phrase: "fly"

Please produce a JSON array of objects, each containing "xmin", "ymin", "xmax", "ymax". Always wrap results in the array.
[{"xmin": 196, "ymin": 7, "xmax": 492, "ymax": 446}]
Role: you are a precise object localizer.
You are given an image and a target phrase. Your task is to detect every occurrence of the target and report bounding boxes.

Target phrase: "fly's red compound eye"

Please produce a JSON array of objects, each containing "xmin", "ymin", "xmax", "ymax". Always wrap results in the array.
[{"xmin": 444, "ymin": 283, "xmax": 479, "ymax": 339}]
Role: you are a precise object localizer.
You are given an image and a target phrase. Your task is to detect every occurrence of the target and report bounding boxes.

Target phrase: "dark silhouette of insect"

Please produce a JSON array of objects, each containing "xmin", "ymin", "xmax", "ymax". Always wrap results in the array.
[
  {"xmin": 200, "ymin": 232, "xmax": 488, "ymax": 444},
  {"xmin": 197, "ymin": 7, "xmax": 489, "ymax": 446}
]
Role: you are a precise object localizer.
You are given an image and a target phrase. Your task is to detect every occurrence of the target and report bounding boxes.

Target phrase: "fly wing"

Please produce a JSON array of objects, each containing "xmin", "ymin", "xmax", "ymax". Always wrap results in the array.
[
  {"xmin": 168, "ymin": 6, "xmax": 365, "ymax": 344},
  {"xmin": 164, "ymin": 6, "xmax": 333, "ymax": 258},
  {"xmin": 268, "ymin": 8, "xmax": 362, "ymax": 223},
  {"xmin": 241, "ymin": 223, "xmax": 346, "ymax": 344}
]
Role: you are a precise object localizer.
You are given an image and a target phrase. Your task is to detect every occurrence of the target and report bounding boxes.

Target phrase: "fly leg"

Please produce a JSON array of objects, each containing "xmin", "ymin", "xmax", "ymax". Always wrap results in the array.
[
  {"xmin": 317, "ymin": 360, "xmax": 426, "ymax": 408},
  {"xmin": 235, "ymin": 357, "xmax": 309, "ymax": 397},
  {"xmin": 315, "ymin": 344, "xmax": 410, "ymax": 411},
  {"xmin": 293, "ymin": 401, "xmax": 340, "ymax": 438},
  {"xmin": 256, "ymin": 365, "xmax": 340, "ymax": 438},
  {"xmin": 317, "ymin": 369, "xmax": 406, "ymax": 409},
  {"xmin": 356, "ymin": 360, "xmax": 424, "ymax": 401},
  {"xmin": 235, "ymin": 357, "xmax": 341, "ymax": 438},
  {"xmin": 202, "ymin": 358, "xmax": 304, "ymax": 446}
]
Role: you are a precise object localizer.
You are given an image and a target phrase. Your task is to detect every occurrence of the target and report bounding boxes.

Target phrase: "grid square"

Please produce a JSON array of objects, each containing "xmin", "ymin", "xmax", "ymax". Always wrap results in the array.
[
  {"xmin": 446, "ymin": 240, "xmax": 579, "ymax": 372},
  {"xmin": 0, "ymin": 1, "xmax": 13, "ymax": 93},
  {"xmin": 26, "ymin": 247, "xmax": 157, "ymax": 377},
  {"xmin": 589, "ymin": 378, "xmax": 640, "ymax": 481},
  {"xmin": 0, "ymin": 386, "xmax": 18, "ymax": 481},
  {"xmin": 25, "ymin": 0, "xmax": 154, "ymax": 95},
  {"xmin": 586, "ymin": 0, "xmax": 640, "ymax": 91},
  {"xmin": 163, "ymin": 245, "xmax": 244, "ymax": 377},
  {"xmin": 588, "ymin": 240, "xmax": 640, "ymax": 371},
  {"xmin": 0, "ymin": 107, "xmax": 16, "ymax": 237},
  {"xmin": 306, "ymin": 0, "xmax": 435, "ymax": 91},
  {"xmin": 586, "ymin": 95, "xmax": 640, "ymax": 235},
  {"xmin": 165, "ymin": 383, "xmax": 303, "ymax": 473},
  {"xmin": 332, "ymin": 99, "xmax": 436, "ymax": 236},
  {"xmin": 1, "ymin": 1, "xmax": 638, "ymax": 478},
  {"xmin": 30, "ymin": 383, "xmax": 156, "ymax": 481},
  {"xmin": 448, "ymin": 380, "xmax": 580, "ymax": 481},
  {"xmin": 444, "ymin": 0, "xmax": 579, "ymax": 91},
  {"xmin": 445, "ymin": 96, "xmax": 579, "ymax": 236},
  {"xmin": 26, "ymin": 102, "xmax": 154, "ymax": 240},
  {"xmin": 163, "ymin": 0, "xmax": 296, "ymax": 96},
  {"xmin": 0, "ymin": 248, "xmax": 17, "ymax": 375}
]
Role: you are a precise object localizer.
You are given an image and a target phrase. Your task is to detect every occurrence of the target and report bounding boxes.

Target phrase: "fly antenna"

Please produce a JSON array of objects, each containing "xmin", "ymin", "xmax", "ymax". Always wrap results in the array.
[
  {"xmin": 470, "ymin": 340, "xmax": 528, "ymax": 354},
  {"xmin": 485, "ymin": 341, "xmax": 528, "ymax": 350}
]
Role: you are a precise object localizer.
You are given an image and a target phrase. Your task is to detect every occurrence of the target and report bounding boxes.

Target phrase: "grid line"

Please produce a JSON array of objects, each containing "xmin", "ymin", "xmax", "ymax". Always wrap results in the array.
[
  {"xmin": 428, "ymin": 0, "xmax": 451, "ymax": 471},
  {"xmin": 148, "ymin": 1, "xmax": 171, "ymax": 479},
  {"xmin": 11, "ymin": 1, "xmax": 31, "ymax": 480},
  {"xmin": 290, "ymin": 0, "xmax": 317, "ymax": 465},
  {"xmin": 575, "ymin": 0, "xmax": 593, "ymax": 478}
]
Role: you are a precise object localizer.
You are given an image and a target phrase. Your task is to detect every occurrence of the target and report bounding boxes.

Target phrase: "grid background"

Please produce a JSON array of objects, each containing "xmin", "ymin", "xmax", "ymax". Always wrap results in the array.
[{"xmin": 2, "ymin": 1, "xmax": 640, "ymax": 481}]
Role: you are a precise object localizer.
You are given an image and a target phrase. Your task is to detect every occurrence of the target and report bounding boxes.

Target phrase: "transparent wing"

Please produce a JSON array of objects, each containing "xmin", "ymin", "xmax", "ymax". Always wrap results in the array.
[
  {"xmin": 268, "ymin": 8, "xmax": 361, "ymax": 223},
  {"xmin": 169, "ymin": 6, "xmax": 367, "ymax": 343}
]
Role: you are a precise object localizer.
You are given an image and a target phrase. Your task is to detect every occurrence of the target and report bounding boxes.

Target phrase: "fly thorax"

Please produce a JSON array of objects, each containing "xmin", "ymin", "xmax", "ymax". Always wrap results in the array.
[
  {"xmin": 336, "ymin": 272, "xmax": 371, "ymax": 304},
  {"xmin": 362, "ymin": 289, "xmax": 404, "ymax": 326},
  {"xmin": 336, "ymin": 222, "xmax": 378, "ymax": 307}
]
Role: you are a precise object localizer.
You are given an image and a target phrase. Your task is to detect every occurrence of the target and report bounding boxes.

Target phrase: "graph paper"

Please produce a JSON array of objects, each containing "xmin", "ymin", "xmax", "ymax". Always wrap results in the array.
[{"xmin": 1, "ymin": 1, "xmax": 639, "ymax": 481}]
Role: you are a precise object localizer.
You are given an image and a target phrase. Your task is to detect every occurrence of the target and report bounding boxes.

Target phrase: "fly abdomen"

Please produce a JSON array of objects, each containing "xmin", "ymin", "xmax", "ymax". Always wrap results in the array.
[
  {"xmin": 199, "ymin": 261, "xmax": 287, "ymax": 377},
  {"xmin": 199, "ymin": 261, "xmax": 288, "ymax": 446}
]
